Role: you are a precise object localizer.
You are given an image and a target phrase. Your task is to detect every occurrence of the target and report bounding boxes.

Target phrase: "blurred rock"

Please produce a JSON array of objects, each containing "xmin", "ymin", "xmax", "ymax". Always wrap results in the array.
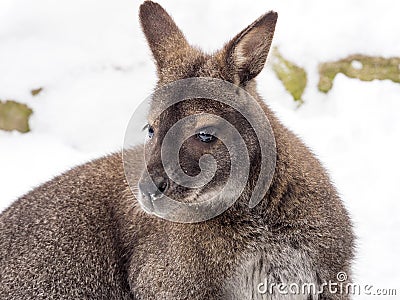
[
  {"xmin": 272, "ymin": 47, "xmax": 307, "ymax": 106},
  {"xmin": 318, "ymin": 55, "xmax": 400, "ymax": 93},
  {"xmin": 0, "ymin": 100, "xmax": 33, "ymax": 133}
]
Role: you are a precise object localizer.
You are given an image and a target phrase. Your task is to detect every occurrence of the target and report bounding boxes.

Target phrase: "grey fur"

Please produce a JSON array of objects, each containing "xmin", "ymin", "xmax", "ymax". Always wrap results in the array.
[{"xmin": 0, "ymin": 1, "xmax": 354, "ymax": 299}]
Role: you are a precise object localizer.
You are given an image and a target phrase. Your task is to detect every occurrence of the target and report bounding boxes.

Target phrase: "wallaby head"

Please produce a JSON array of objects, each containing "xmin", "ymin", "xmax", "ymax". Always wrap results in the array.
[{"xmin": 137, "ymin": 1, "xmax": 278, "ymax": 221}]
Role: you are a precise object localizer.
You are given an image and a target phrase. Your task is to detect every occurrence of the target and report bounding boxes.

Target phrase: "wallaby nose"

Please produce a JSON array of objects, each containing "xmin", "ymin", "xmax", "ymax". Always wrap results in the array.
[{"xmin": 139, "ymin": 175, "xmax": 169, "ymax": 200}]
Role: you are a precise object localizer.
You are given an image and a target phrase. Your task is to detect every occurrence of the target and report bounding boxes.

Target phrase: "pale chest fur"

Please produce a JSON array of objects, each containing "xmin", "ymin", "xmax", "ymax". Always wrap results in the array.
[
  {"xmin": 129, "ymin": 225, "xmax": 319, "ymax": 300},
  {"xmin": 225, "ymin": 247, "xmax": 319, "ymax": 300}
]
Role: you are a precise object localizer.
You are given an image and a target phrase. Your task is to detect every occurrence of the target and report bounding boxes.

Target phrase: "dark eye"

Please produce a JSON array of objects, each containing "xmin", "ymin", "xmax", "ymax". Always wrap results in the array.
[
  {"xmin": 196, "ymin": 131, "xmax": 215, "ymax": 143},
  {"xmin": 148, "ymin": 126, "xmax": 154, "ymax": 139}
]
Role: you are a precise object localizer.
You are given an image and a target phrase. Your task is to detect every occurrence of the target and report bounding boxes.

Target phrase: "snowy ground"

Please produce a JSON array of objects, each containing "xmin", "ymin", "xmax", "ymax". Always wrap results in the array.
[{"xmin": 1, "ymin": 0, "xmax": 399, "ymax": 298}]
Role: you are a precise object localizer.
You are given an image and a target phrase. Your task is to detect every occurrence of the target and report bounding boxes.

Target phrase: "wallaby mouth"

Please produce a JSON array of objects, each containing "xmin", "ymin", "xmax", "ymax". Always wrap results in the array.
[
  {"xmin": 138, "ymin": 192, "xmax": 155, "ymax": 214},
  {"xmin": 138, "ymin": 172, "xmax": 169, "ymax": 213}
]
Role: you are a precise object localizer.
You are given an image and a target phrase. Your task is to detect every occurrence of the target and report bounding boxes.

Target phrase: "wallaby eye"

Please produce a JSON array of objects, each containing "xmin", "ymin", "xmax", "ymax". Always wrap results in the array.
[
  {"xmin": 143, "ymin": 124, "xmax": 154, "ymax": 139},
  {"xmin": 148, "ymin": 126, "xmax": 154, "ymax": 139},
  {"xmin": 196, "ymin": 131, "xmax": 216, "ymax": 143}
]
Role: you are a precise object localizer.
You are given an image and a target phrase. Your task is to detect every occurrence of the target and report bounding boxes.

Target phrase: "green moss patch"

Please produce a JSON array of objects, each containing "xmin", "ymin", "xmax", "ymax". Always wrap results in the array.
[
  {"xmin": 318, "ymin": 54, "xmax": 400, "ymax": 93},
  {"xmin": 31, "ymin": 87, "xmax": 43, "ymax": 96},
  {"xmin": 0, "ymin": 100, "xmax": 33, "ymax": 133},
  {"xmin": 272, "ymin": 48, "xmax": 307, "ymax": 105}
]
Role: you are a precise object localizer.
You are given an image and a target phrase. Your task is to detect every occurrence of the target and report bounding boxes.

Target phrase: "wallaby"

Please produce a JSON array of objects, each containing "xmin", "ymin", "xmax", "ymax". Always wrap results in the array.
[{"xmin": 0, "ymin": 1, "xmax": 354, "ymax": 299}]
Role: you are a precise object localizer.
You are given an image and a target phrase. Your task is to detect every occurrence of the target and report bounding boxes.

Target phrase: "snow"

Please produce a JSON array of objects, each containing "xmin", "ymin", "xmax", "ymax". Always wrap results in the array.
[
  {"xmin": 351, "ymin": 60, "xmax": 363, "ymax": 70},
  {"xmin": 1, "ymin": 0, "xmax": 399, "ymax": 297}
]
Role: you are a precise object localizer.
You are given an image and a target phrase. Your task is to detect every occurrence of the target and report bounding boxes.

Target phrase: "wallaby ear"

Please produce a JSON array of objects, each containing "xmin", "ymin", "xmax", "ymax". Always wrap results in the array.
[
  {"xmin": 139, "ymin": 1, "xmax": 191, "ymax": 72},
  {"xmin": 224, "ymin": 11, "xmax": 278, "ymax": 84}
]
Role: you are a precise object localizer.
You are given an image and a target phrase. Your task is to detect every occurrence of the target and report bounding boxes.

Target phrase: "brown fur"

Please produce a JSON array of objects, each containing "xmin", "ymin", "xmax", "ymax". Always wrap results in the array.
[{"xmin": 0, "ymin": 1, "xmax": 354, "ymax": 299}]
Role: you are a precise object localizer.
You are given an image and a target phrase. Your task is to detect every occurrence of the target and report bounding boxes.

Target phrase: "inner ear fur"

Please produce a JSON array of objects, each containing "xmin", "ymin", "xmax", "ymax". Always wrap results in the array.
[{"xmin": 224, "ymin": 11, "xmax": 278, "ymax": 84}]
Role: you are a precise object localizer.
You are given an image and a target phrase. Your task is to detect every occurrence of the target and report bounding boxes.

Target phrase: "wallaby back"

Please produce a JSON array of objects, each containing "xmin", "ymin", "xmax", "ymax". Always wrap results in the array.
[{"xmin": 0, "ymin": 153, "xmax": 135, "ymax": 299}]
